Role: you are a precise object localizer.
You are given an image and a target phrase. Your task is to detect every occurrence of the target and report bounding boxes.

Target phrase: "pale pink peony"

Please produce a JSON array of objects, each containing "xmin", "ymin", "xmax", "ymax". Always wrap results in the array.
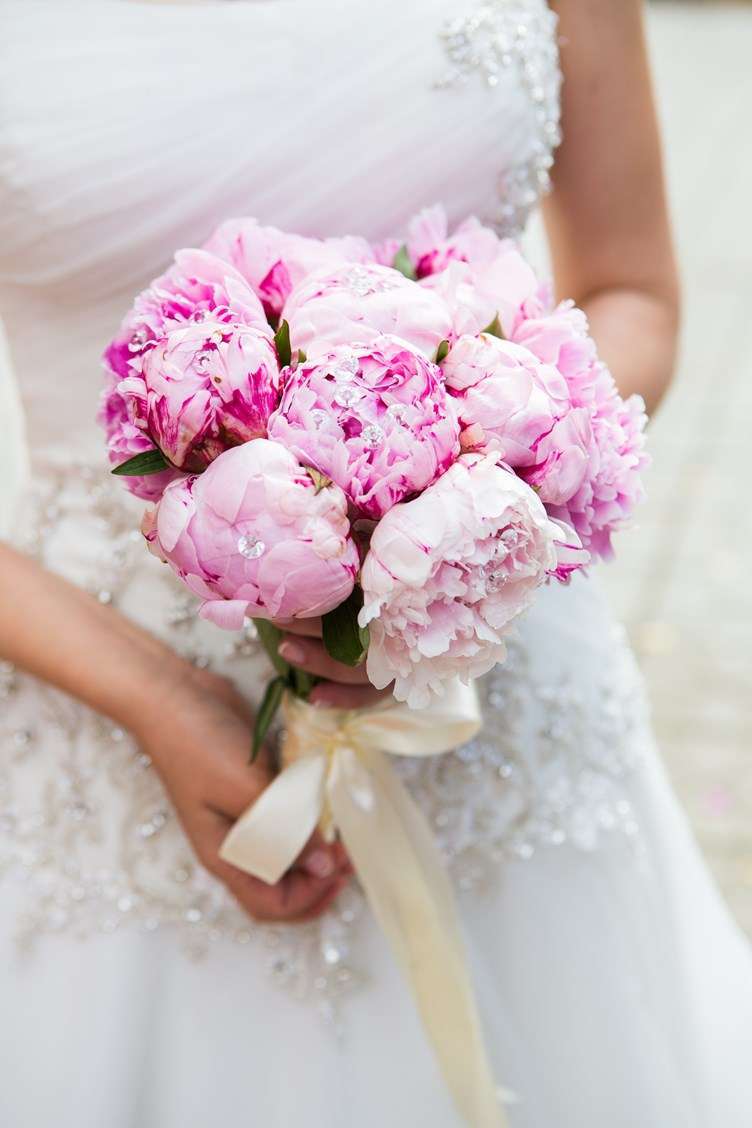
[
  {"xmin": 204, "ymin": 217, "xmax": 374, "ymax": 321},
  {"xmin": 103, "ymin": 249, "xmax": 269, "ymax": 381},
  {"xmin": 149, "ymin": 439, "xmax": 359, "ymax": 629},
  {"xmin": 282, "ymin": 263, "xmax": 453, "ymax": 360},
  {"xmin": 359, "ymin": 453, "xmax": 562, "ymax": 708},
  {"xmin": 443, "ymin": 334, "xmax": 592, "ymax": 511},
  {"xmin": 268, "ymin": 337, "xmax": 460, "ymax": 520},
  {"xmin": 406, "ymin": 204, "xmax": 502, "ymax": 279},
  {"xmin": 98, "ymin": 370, "xmax": 183, "ymax": 503},
  {"xmin": 117, "ymin": 322, "xmax": 281, "ymax": 473},
  {"xmin": 421, "ymin": 249, "xmax": 550, "ymax": 342}
]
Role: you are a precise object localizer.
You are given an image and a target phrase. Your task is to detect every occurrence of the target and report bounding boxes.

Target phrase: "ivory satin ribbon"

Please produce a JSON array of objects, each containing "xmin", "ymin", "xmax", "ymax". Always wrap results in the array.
[{"xmin": 220, "ymin": 680, "xmax": 508, "ymax": 1127}]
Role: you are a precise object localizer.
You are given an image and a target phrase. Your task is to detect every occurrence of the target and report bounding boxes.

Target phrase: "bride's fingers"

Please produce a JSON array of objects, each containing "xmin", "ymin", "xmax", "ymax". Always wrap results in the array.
[
  {"xmin": 278, "ymin": 636, "xmax": 370, "ymax": 684},
  {"xmin": 272, "ymin": 617, "xmax": 322, "ymax": 638},
  {"xmin": 308, "ymin": 682, "xmax": 391, "ymax": 711},
  {"xmin": 296, "ymin": 830, "xmax": 353, "ymax": 878},
  {"xmin": 200, "ymin": 815, "xmax": 344, "ymax": 923}
]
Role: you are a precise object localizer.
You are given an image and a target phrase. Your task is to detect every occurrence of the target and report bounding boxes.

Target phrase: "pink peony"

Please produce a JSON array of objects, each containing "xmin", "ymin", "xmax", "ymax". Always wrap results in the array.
[
  {"xmin": 268, "ymin": 337, "xmax": 460, "ymax": 520},
  {"xmin": 282, "ymin": 263, "xmax": 453, "ymax": 360},
  {"xmin": 117, "ymin": 322, "xmax": 281, "ymax": 473},
  {"xmin": 149, "ymin": 439, "xmax": 359, "ymax": 629},
  {"xmin": 98, "ymin": 370, "xmax": 183, "ymax": 503},
  {"xmin": 406, "ymin": 204, "xmax": 502, "ymax": 279},
  {"xmin": 512, "ymin": 300, "xmax": 601, "ymax": 406},
  {"xmin": 359, "ymin": 453, "xmax": 561, "ymax": 708},
  {"xmin": 507, "ymin": 303, "xmax": 650, "ymax": 559},
  {"xmin": 204, "ymin": 217, "xmax": 374, "ymax": 321},
  {"xmin": 443, "ymin": 334, "xmax": 592, "ymax": 510},
  {"xmin": 546, "ymin": 370, "xmax": 649, "ymax": 561},
  {"xmin": 103, "ymin": 249, "xmax": 269, "ymax": 381}
]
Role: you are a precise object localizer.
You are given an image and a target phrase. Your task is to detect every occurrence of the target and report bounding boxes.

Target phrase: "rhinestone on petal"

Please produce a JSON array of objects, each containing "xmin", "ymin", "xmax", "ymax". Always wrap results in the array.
[
  {"xmin": 237, "ymin": 534, "xmax": 266, "ymax": 560},
  {"xmin": 334, "ymin": 386, "xmax": 364, "ymax": 409},
  {"xmin": 128, "ymin": 327, "xmax": 150, "ymax": 353},
  {"xmin": 331, "ymin": 355, "xmax": 360, "ymax": 382},
  {"xmin": 195, "ymin": 350, "xmax": 214, "ymax": 373},
  {"xmin": 361, "ymin": 424, "xmax": 385, "ymax": 450},
  {"xmin": 387, "ymin": 403, "xmax": 410, "ymax": 425}
]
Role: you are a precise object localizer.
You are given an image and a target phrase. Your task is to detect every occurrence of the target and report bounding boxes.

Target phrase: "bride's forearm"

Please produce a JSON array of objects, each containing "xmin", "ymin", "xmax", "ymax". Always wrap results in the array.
[
  {"xmin": 0, "ymin": 541, "xmax": 188, "ymax": 730},
  {"xmin": 579, "ymin": 285, "xmax": 680, "ymax": 414}
]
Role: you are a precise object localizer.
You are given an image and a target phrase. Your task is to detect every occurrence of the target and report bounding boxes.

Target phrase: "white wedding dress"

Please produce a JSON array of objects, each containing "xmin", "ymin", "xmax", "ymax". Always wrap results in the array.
[{"xmin": 1, "ymin": 2, "xmax": 750, "ymax": 1125}]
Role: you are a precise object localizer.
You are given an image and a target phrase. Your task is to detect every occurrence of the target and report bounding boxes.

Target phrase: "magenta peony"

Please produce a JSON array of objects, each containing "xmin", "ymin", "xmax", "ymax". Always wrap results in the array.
[
  {"xmin": 103, "ymin": 249, "xmax": 269, "ymax": 382},
  {"xmin": 268, "ymin": 337, "xmax": 460, "ymax": 519},
  {"xmin": 117, "ymin": 321, "xmax": 281, "ymax": 473},
  {"xmin": 149, "ymin": 439, "xmax": 359, "ymax": 628},
  {"xmin": 204, "ymin": 217, "xmax": 374, "ymax": 321},
  {"xmin": 359, "ymin": 453, "xmax": 562, "ymax": 708},
  {"xmin": 282, "ymin": 263, "xmax": 453, "ymax": 360}
]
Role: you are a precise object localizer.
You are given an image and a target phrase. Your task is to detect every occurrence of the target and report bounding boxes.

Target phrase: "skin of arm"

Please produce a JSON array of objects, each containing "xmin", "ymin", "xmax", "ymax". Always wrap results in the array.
[
  {"xmin": 546, "ymin": 0, "xmax": 681, "ymax": 412},
  {"xmin": 0, "ymin": 542, "xmax": 352, "ymax": 920}
]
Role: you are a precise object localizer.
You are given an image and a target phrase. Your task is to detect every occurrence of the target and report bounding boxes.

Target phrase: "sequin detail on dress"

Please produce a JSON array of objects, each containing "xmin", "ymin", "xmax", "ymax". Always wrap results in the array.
[
  {"xmin": 436, "ymin": 0, "xmax": 562, "ymax": 235},
  {"xmin": 1, "ymin": 466, "xmax": 647, "ymax": 1018}
]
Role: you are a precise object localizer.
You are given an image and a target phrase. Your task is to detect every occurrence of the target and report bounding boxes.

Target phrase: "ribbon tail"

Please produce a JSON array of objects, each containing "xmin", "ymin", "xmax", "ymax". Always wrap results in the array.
[
  {"xmin": 328, "ymin": 747, "xmax": 507, "ymax": 1128},
  {"xmin": 219, "ymin": 754, "xmax": 328, "ymax": 885}
]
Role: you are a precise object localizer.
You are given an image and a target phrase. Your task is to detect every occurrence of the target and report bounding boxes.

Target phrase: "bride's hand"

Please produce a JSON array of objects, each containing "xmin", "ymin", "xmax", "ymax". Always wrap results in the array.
[
  {"xmin": 276, "ymin": 618, "xmax": 391, "ymax": 710},
  {"xmin": 134, "ymin": 663, "xmax": 352, "ymax": 923}
]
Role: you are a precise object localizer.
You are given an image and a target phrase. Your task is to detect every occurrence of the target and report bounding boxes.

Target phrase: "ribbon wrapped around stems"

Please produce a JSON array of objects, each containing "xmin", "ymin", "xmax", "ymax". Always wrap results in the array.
[{"xmin": 220, "ymin": 679, "xmax": 507, "ymax": 1127}]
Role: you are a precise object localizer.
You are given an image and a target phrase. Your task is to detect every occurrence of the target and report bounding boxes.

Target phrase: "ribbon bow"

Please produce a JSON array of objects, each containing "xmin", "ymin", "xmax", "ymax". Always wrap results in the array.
[{"xmin": 220, "ymin": 679, "xmax": 507, "ymax": 1127}]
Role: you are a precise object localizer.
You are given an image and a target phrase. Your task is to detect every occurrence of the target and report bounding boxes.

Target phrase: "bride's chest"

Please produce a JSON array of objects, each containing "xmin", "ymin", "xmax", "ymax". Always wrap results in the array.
[{"xmin": 0, "ymin": 0, "xmax": 560, "ymax": 295}]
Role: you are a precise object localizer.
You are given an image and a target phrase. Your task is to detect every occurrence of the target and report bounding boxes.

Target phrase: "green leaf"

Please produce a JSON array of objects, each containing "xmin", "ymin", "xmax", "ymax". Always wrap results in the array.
[
  {"xmin": 252, "ymin": 619, "xmax": 290, "ymax": 679},
  {"xmin": 274, "ymin": 319, "xmax": 292, "ymax": 368},
  {"xmin": 251, "ymin": 676, "xmax": 287, "ymax": 762},
  {"xmin": 111, "ymin": 448, "xmax": 169, "ymax": 477},
  {"xmin": 482, "ymin": 313, "xmax": 506, "ymax": 340},
  {"xmin": 292, "ymin": 668, "xmax": 317, "ymax": 699},
  {"xmin": 305, "ymin": 466, "xmax": 333, "ymax": 495},
  {"xmin": 322, "ymin": 587, "xmax": 367, "ymax": 667},
  {"xmin": 392, "ymin": 244, "xmax": 418, "ymax": 282},
  {"xmin": 435, "ymin": 339, "xmax": 450, "ymax": 364}
]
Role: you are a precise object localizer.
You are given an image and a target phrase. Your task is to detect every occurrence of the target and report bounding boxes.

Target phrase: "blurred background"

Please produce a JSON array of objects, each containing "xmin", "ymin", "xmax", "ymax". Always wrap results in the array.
[{"xmin": 604, "ymin": 2, "xmax": 752, "ymax": 936}]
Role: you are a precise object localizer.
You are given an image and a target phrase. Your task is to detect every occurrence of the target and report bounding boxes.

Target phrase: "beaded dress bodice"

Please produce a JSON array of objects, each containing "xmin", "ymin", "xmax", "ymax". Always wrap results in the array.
[{"xmin": 0, "ymin": 0, "xmax": 649, "ymax": 1015}]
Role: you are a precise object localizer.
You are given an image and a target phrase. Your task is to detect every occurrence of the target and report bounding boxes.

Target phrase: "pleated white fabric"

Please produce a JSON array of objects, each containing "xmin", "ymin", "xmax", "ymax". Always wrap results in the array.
[{"xmin": 0, "ymin": 2, "xmax": 751, "ymax": 1126}]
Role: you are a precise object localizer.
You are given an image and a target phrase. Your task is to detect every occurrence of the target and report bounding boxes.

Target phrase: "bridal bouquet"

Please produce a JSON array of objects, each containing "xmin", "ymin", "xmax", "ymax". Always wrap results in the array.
[
  {"xmin": 101, "ymin": 207, "xmax": 647, "ymax": 1126},
  {"xmin": 101, "ymin": 206, "xmax": 647, "ymax": 749}
]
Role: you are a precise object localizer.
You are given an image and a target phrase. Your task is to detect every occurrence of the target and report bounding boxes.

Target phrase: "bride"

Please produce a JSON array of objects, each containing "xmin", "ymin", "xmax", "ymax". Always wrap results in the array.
[{"xmin": 1, "ymin": 1, "xmax": 750, "ymax": 1125}]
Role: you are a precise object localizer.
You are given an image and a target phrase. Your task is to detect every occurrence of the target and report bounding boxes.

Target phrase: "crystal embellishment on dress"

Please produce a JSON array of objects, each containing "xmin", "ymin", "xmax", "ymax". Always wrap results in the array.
[{"xmin": 435, "ymin": 0, "xmax": 563, "ymax": 236}]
